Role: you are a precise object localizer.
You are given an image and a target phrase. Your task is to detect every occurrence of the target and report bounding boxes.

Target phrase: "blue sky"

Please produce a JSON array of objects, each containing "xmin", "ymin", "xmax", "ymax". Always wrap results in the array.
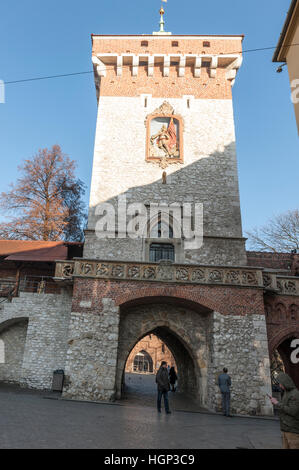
[{"xmin": 0, "ymin": 0, "xmax": 298, "ymax": 240}]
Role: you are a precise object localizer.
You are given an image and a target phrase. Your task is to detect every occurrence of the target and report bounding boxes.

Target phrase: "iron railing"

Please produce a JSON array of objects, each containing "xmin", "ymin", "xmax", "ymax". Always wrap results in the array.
[
  {"xmin": 0, "ymin": 279, "xmax": 16, "ymax": 298},
  {"xmin": 0, "ymin": 276, "xmax": 60, "ymax": 297},
  {"xmin": 19, "ymin": 276, "xmax": 60, "ymax": 294}
]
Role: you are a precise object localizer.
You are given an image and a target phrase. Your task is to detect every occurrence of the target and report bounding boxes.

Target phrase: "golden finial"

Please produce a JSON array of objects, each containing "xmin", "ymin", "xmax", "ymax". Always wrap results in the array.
[
  {"xmin": 153, "ymin": 2, "xmax": 172, "ymax": 35},
  {"xmin": 159, "ymin": 6, "xmax": 165, "ymax": 33}
]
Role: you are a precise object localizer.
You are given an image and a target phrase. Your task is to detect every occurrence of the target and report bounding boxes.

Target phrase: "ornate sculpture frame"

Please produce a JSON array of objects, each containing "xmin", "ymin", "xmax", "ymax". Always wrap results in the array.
[{"xmin": 145, "ymin": 101, "xmax": 184, "ymax": 166}]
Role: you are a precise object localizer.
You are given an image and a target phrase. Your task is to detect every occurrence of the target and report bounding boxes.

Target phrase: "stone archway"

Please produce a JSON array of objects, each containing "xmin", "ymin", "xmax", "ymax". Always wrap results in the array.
[
  {"xmin": 115, "ymin": 300, "xmax": 212, "ymax": 408},
  {"xmin": 271, "ymin": 334, "xmax": 299, "ymax": 389},
  {"xmin": 265, "ymin": 297, "xmax": 299, "ymax": 389},
  {"xmin": 0, "ymin": 317, "xmax": 29, "ymax": 384}
]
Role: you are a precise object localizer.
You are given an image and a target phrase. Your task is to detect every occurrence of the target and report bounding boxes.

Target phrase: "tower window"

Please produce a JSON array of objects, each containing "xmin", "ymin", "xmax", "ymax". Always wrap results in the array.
[
  {"xmin": 203, "ymin": 41, "xmax": 211, "ymax": 47},
  {"xmin": 141, "ymin": 41, "xmax": 148, "ymax": 47},
  {"xmin": 150, "ymin": 220, "xmax": 173, "ymax": 239},
  {"xmin": 150, "ymin": 243, "xmax": 175, "ymax": 262},
  {"xmin": 172, "ymin": 41, "xmax": 179, "ymax": 47}
]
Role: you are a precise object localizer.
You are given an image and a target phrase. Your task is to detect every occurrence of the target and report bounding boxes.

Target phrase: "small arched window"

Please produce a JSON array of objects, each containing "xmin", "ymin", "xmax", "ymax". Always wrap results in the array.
[
  {"xmin": 150, "ymin": 220, "xmax": 173, "ymax": 239},
  {"xmin": 133, "ymin": 350, "xmax": 153, "ymax": 373}
]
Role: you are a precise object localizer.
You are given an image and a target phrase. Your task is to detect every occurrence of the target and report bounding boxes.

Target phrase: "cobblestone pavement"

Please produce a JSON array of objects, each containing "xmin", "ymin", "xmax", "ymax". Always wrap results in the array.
[
  {"xmin": 0, "ymin": 379, "xmax": 282, "ymax": 449},
  {"xmin": 121, "ymin": 373, "xmax": 206, "ymax": 412}
]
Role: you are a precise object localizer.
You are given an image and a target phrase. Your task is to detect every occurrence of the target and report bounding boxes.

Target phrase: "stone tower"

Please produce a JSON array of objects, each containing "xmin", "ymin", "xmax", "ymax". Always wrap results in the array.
[
  {"xmin": 56, "ymin": 15, "xmax": 273, "ymax": 416},
  {"xmin": 84, "ymin": 23, "xmax": 247, "ymax": 266}
]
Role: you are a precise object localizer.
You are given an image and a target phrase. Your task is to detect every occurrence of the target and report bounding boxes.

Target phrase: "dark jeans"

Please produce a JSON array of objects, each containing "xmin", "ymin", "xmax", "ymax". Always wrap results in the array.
[
  {"xmin": 157, "ymin": 390, "xmax": 170, "ymax": 412},
  {"xmin": 221, "ymin": 391, "xmax": 230, "ymax": 416}
]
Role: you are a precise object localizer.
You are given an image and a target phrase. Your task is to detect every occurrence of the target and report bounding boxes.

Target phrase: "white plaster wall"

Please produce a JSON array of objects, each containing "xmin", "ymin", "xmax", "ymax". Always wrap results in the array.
[{"xmin": 85, "ymin": 96, "xmax": 246, "ymax": 265}]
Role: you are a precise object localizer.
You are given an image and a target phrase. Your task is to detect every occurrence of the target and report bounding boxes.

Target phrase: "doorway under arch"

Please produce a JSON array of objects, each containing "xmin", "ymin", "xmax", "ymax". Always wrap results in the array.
[{"xmin": 115, "ymin": 300, "xmax": 211, "ymax": 409}]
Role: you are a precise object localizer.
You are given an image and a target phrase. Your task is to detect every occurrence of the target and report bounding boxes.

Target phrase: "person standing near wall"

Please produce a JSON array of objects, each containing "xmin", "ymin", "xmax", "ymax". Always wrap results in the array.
[
  {"xmin": 218, "ymin": 367, "xmax": 232, "ymax": 417},
  {"xmin": 156, "ymin": 361, "xmax": 171, "ymax": 414}
]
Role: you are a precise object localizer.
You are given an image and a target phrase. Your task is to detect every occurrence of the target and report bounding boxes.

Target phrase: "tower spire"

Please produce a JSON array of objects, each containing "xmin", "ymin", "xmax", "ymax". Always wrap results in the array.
[
  {"xmin": 159, "ymin": 5, "xmax": 165, "ymax": 33},
  {"xmin": 153, "ymin": 2, "xmax": 172, "ymax": 35}
]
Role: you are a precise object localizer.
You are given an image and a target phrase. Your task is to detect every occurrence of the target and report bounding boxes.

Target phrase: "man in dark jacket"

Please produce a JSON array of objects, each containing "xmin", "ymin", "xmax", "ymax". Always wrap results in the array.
[
  {"xmin": 269, "ymin": 372, "xmax": 299, "ymax": 449},
  {"xmin": 156, "ymin": 361, "xmax": 171, "ymax": 414},
  {"xmin": 218, "ymin": 367, "xmax": 232, "ymax": 417}
]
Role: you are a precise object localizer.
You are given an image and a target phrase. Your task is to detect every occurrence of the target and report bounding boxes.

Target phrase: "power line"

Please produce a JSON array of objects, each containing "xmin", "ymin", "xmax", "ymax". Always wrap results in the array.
[
  {"xmin": 4, "ymin": 70, "xmax": 94, "ymax": 85},
  {"xmin": 3, "ymin": 43, "xmax": 299, "ymax": 86},
  {"xmin": 242, "ymin": 43, "xmax": 298, "ymax": 54}
]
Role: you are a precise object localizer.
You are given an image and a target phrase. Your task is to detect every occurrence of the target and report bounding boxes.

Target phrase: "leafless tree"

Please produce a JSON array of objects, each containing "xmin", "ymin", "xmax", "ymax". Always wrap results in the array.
[
  {"xmin": 0, "ymin": 145, "xmax": 87, "ymax": 241},
  {"xmin": 246, "ymin": 209, "xmax": 299, "ymax": 252}
]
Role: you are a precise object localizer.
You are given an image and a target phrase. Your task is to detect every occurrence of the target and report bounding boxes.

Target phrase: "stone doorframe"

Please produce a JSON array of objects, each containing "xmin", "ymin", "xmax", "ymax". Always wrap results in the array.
[{"xmin": 115, "ymin": 300, "xmax": 212, "ymax": 408}]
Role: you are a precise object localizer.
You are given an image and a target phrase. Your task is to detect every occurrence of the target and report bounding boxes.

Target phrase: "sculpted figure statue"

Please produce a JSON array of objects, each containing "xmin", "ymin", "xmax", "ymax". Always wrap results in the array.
[{"xmin": 150, "ymin": 125, "xmax": 171, "ymax": 156}]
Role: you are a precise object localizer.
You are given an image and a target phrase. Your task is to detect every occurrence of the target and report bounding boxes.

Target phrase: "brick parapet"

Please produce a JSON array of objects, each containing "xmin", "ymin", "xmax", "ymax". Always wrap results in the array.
[
  {"xmin": 70, "ymin": 277, "xmax": 265, "ymax": 317},
  {"xmin": 91, "ymin": 35, "xmax": 243, "ymax": 99}
]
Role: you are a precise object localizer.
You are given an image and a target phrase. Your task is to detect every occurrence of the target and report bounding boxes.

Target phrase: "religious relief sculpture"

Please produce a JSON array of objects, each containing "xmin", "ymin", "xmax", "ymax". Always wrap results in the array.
[
  {"xmin": 146, "ymin": 102, "xmax": 183, "ymax": 166},
  {"xmin": 150, "ymin": 119, "xmax": 180, "ymax": 158}
]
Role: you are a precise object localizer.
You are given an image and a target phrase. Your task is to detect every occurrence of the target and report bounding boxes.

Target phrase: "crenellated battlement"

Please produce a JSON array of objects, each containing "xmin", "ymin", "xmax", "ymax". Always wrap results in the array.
[{"xmin": 92, "ymin": 35, "xmax": 243, "ymax": 99}]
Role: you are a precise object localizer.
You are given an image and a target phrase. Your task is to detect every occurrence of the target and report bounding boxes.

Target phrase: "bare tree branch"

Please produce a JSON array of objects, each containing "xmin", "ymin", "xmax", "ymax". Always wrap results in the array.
[{"xmin": 246, "ymin": 209, "xmax": 299, "ymax": 252}]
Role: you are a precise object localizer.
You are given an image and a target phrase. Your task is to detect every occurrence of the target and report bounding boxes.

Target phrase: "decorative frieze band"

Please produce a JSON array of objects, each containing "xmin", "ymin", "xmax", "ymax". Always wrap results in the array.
[
  {"xmin": 262, "ymin": 272, "xmax": 299, "ymax": 296},
  {"xmin": 54, "ymin": 260, "xmax": 273, "ymax": 289},
  {"xmin": 276, "ymin": 276, "xmax": 299, "ymax": 296}
]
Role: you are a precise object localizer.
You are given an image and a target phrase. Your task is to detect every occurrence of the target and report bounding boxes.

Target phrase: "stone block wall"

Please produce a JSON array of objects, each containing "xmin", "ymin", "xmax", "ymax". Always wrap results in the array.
[
  {"xmin": 0, "ymin": 290, "xmax": 72, "ymax": 389},
  {"xmin": 62, "ymin": 298, "xmax": 120, "ymax": 402},
  {"xmin": 208, "ymin": 312, "xmax": 273, "ymax": 416}
]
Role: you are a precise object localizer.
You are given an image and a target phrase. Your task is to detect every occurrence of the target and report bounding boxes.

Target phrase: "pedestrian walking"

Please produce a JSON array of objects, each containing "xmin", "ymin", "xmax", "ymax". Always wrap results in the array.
[
  {"xmin": 156, "ymin": 361, "xmax": 171, "ymax": 414},
  {"xmin": 268, "ymin": 372, "xmax": 299, "ymax": 449},
  {"xmin": 218, "ymin": 367, "xmax": 232, "ymax": 417},
  {"xmin": 169, "ymin": 366, "xmax": 177, "ymax": 392}
]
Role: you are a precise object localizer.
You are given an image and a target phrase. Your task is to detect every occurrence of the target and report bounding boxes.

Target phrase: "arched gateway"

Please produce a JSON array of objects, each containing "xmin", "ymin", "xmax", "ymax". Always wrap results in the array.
[
  {"xmin": 58, "ymin": 271, "xmax": 276, "ymax": 416},
  {"xmin": 265, "ymin": 297, "xmax": 299, "ymax": 389},
  {"xmin": 115, "ymin": 299, "xmax": 211, "ymax": 405}
]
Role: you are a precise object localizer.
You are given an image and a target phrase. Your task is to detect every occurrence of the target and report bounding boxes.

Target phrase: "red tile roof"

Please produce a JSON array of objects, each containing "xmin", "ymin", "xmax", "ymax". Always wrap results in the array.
[{"xmin": 0, "ymin": 240, "xmax": 81, "ymax": 262}]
